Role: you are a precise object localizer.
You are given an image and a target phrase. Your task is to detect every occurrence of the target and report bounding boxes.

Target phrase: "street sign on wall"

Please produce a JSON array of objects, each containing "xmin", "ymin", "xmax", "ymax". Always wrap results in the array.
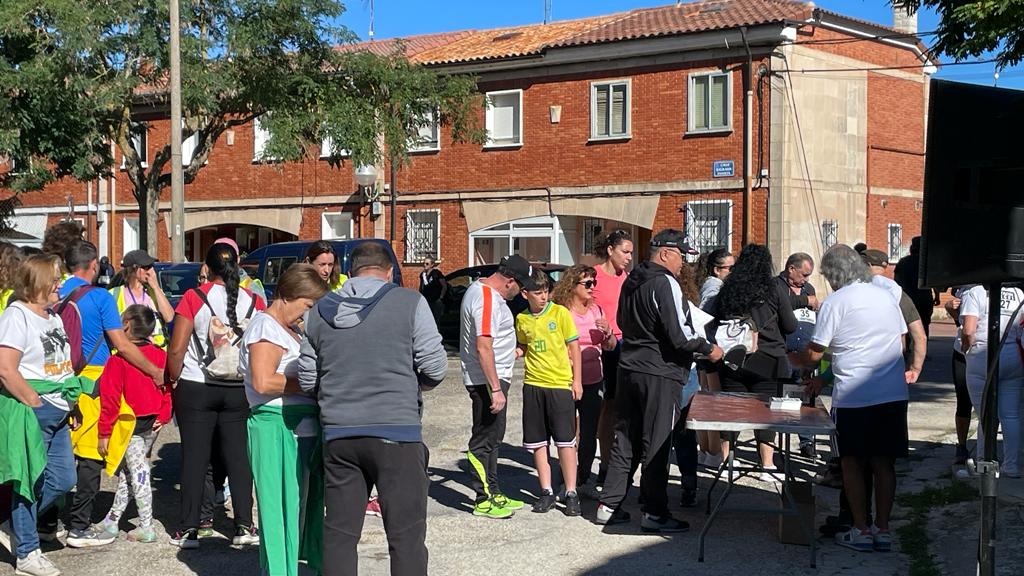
[{"xmin": 712, "ymin": 160, "xmax": 735, "ymax": 178}]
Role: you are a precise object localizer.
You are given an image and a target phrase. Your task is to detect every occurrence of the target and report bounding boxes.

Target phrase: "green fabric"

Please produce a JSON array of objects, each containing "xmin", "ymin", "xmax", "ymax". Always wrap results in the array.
[
  {"xmin": 248, "ymin": 404, "xmax": 323, "ymax": 576},
  {"xmin": 27, "ymin": 376, "xmax": 88, "ymax": 404},
  {"xmin": 0, "ymin": 394, "xmax": 47, "ymax": 503}
]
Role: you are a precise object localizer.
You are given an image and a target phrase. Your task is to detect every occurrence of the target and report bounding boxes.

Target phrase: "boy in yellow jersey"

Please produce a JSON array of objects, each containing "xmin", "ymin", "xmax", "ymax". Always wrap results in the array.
[{"xmin": 515, "ymin": 270, "xmax": 582, "ymax": 516}]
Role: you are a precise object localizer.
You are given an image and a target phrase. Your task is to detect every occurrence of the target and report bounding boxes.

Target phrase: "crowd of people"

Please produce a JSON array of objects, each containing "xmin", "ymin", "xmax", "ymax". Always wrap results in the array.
[{"xmin": 0, "ymin": 219, "xmax": 1017, "ymax": 575}]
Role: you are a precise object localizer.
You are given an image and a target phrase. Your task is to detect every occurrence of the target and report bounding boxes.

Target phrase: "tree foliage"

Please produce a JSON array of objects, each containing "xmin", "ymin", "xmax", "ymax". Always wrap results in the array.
[
  {"xmin": 0, "ymin": 0, "xmax": 484, "ymax": 249},
  {"xmin": 893, "ymin": 0, "xmax": 1024, "ymax": 68}
]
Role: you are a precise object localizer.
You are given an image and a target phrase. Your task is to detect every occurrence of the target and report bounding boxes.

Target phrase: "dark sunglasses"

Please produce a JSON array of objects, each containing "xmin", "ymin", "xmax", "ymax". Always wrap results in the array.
[
  {"xmin": 142, "ymin": 264, "xmax": 154, "ymax": 270},
  {"xmin": 715, "ymin": 264, "xmax": 733, "ymax": 270},
  {"xmin": 578, "ymin": 280, "xmax": 597, "ymax": 289}
]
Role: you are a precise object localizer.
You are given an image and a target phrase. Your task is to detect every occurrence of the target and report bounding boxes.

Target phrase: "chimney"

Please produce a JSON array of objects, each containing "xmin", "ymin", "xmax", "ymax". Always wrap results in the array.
[{"xmin": 892, "ymin": 5, "xmax": 917, "ymax": 35}]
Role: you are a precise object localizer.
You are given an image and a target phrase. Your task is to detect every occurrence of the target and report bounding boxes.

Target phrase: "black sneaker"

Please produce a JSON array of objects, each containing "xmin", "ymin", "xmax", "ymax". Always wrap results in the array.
[
  {"xmin": 680, "ymin": 488, "xmax": 698, "ymax": 508},
  {"xmin": 232, "ymin": 525, "xmax": 260, "ymax": 546},
  {"xmin": 170, "ymin": 528, "xmax": 199, "ymax": 549},
  {"xmin": 641, "ymin": 513, "xmax": 690, "ymax": 533},
  {"xmin": 563, "ymin": 491, "xmax": 582, "ymax": 516},
  {"xmin": 532, "ymin": 491, "xmax": 557, "ymax": 513}
]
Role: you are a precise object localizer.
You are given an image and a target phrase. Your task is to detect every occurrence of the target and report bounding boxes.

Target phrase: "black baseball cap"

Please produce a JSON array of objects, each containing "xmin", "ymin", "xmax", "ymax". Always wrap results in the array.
[
  {"xmin": 498, "ymin": 254, "xmax": 539, "ymax": 290},
  {"xmin": 650, "ymin": 229, "xmax": 698, "ymax": 255},
  {"xmin": 861, "ymin": 249, "xmax": 889, "ymax": 268},
  {"xmin": 122, "ymin": 249, "xmax": 157, "ymax": 268}
]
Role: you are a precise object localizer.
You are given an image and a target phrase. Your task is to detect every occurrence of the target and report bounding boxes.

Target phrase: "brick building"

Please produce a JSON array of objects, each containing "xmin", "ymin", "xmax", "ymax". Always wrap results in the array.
[{"xmin": 2, "ymin": 0, "xmax": 933, "ymax": 288}]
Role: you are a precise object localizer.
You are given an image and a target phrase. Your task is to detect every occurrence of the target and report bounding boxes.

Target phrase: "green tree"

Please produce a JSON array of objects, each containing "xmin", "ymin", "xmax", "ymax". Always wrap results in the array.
[
  {"xmin": 0, "ymin": 0, "xmax": 483, "ymax": 252},
  {"xmin": 893, "ymin": 0, "xmax": 1024, "ymax": 68}
]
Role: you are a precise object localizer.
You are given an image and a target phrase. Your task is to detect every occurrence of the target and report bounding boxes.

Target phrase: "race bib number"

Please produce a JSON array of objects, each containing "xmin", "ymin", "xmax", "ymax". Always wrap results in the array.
[{"xmin": 795, "ymin": 308, "xmax": 817, "ymax": 325}]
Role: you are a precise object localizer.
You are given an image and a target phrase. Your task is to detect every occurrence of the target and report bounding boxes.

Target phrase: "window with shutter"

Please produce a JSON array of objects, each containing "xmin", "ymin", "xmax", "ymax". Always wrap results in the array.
[
  {"xmin": 689, "ymin": 72, "xmax": 731, "ymax": 133},
  {"xmin": 485, "ymin": 90, "xmax": 522, "ymax": 147},
  {"xmin": 591, "ymin": 80, "xmax": 630, "ymax": 139}
]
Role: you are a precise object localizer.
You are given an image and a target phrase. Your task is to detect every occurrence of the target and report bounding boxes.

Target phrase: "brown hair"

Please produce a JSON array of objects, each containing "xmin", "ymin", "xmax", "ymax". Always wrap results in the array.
[
  {"xmin": 275, "ymin": 263, "xmax": 330, "ymax": 301},
  {"xmin": 13, "ymin": 254, "xmax": 62, "ymax": 304},
  {"xmin": 527, "ymin": 269, "xmax": 550, "ymax": 292},
  {"xmin": 0, "ymin": 241, "xmax": 22, "ymax": 290},
  {"xmin": 42, "ymin": 221, "xmax": 85, "ymax": 268},
  {"xmin": 122, "ymin": 304, "xmax": 157, "ymax": 342},
  {"xmin": 676, "ymin": 262, "xmax": 700, "ymax": 304},
  {"xmin": 304, "ymin": 240, "xmax": 340, "ymax": 287},
  {"xmin": 551, "ymin": 264, "xmax": 596, "ymax": 308}
]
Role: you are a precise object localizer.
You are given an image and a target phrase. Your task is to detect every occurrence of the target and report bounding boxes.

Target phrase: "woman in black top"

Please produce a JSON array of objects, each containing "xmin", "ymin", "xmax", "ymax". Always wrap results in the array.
[{"xmin": 712, "ymin": 244, "xmax": 797, "ymax": 481}]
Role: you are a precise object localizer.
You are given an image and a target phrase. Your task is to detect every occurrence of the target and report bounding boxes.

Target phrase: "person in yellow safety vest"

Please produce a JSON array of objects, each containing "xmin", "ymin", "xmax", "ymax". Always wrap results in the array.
[
  {"xmin": 212, "ymin": 237, "xmax": 268, "ymax": 305},
  {"xmin": 304, "ymin": 240, "xmax": 348, "ymax": 292},
  {"xmin": 109, "ymin": 250, "xmax": 175, "ymax": 348},
  {"xmin": 0, "ymin": 240, "xmax": 22, "ymax": 314}
]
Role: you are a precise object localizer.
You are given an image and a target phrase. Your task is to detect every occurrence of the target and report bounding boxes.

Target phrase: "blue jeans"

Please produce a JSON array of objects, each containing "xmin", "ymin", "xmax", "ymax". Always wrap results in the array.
[{"xmin": 10, "ymin": 401, "xmax": 76, "ymax": 558}]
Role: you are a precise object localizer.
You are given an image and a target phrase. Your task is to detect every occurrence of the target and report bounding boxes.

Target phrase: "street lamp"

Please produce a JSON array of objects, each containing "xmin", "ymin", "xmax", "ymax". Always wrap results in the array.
[{"xmin": 354, "ymin": 164, "xmax": 378, "ymax": 190}]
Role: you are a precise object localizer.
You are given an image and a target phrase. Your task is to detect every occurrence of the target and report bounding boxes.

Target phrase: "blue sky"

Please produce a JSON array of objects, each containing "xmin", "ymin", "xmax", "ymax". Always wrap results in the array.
[{"xmin": 333, "ymin": 0, "xmax": 1024, "ymax": 89}]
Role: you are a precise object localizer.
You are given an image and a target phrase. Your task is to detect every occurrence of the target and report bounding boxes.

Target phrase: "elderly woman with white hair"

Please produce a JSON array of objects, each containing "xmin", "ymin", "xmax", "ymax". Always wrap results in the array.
[{"xmin": 802, "ymin": 244, "xmax": 910, "ymax": 554}]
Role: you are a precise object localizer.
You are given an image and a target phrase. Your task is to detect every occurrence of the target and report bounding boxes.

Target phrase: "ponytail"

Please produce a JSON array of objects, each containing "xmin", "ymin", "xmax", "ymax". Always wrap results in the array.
[{"xmin": 205, "ymin": 243, "xmax": 241, "ymax": 330}]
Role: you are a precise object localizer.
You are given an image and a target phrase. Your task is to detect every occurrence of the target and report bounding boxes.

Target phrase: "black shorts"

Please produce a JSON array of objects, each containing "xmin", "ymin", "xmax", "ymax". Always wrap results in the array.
[
  {"xmin": 602, "ymin": 342, "xmax": 621, "ymax": 400},
  {"xmin": 522, "ymin": 385, "xmax": 576, "ymax": 449},
  {"xmin": 833, "ymin": 400, "xmax": 909, "ymax": 459}
]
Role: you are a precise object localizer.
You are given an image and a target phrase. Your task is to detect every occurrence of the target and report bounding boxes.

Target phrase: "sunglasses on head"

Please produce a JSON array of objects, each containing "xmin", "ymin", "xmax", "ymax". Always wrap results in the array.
[{"xmin": 578, "ymin": 280, "xmax": 597, "ymax": 289}]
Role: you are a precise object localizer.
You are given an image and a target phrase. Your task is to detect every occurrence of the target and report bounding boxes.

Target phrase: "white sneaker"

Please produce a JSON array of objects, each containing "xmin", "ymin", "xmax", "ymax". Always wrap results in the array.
[
  {"xmin": 15, "ymin": 549, "xmax": 61, "ymax": 576},
  {"xmin": 0, "ymin": 519, "xmax": 16, "ymax": 554},
  {"xmin": 760, "ymin": 466, "xmax": 782, "ymax": 484}
]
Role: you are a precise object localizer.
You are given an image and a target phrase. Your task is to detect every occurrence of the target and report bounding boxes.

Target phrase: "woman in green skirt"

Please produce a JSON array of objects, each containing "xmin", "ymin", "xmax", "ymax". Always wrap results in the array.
[{"xmin": 240, "ymin": 264, "xmax": 329, "ymax": 576}]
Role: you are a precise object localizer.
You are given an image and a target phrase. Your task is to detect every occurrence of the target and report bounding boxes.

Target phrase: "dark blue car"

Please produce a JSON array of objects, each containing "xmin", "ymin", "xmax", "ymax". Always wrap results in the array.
[{"xmin": 240, "ymin": 239, "xmax": 402, "ymax": 302}]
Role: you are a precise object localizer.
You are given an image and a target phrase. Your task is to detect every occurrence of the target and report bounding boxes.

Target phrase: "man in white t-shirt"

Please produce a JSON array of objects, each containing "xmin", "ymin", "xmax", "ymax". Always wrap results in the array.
[
  {"xmin": 802, "ymin": 245, "xmax": 909, "ymax": 554},
  {"xmin": 460, "ymin": 254, "xmax": 537, "ymax": 519}
]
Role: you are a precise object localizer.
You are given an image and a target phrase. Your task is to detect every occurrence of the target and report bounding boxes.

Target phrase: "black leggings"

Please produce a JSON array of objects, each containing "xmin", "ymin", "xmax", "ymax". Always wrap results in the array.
[
  {"xmin": 173, "ymin": 379, "xmax": 253, "ymax": 530},
  {"xmin": 953, "ymin": 350, "xmax": 972, "ymax": 418}
]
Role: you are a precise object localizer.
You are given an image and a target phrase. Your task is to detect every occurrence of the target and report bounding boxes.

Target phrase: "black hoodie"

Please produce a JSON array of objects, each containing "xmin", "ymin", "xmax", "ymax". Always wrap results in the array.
[{"xmin": 618, "ymin": 261, "xmax": 714, "ymax": 382}]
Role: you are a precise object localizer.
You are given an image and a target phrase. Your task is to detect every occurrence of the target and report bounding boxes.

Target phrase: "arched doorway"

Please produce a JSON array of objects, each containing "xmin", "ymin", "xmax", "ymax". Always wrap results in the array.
[{"xmin": 185, "ymin": 224, "xmax": 296, "ymax": 262}]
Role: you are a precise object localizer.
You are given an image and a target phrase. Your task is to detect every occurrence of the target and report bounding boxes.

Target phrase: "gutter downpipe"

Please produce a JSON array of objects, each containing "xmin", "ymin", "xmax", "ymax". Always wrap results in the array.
[{"xmin": 740, "ymin": 27, "xmax": 754, "ymax": 246}]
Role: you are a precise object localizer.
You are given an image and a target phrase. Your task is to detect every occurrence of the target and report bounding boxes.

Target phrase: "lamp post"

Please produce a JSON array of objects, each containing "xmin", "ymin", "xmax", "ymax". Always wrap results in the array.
[
  {"xmin": 354, "ymin": 165, "xmax": 377, "ymax": 238},
  {"xmin": 169, "ymin": 0, "xmax": 185, "ymax": 262}
]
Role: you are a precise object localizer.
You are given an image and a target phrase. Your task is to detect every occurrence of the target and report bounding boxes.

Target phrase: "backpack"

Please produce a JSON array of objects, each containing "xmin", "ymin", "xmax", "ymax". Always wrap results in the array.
[
  {"xmin": 714, "ymin": 316, "xmax": 759, "ymax": 371},
  {"xmin": 54, "ymin": 285, "xmax": 104, "ymax": 374},
  {"xmin": 189, "ymin": 287, "xmax": 257, "ymax": 381}
]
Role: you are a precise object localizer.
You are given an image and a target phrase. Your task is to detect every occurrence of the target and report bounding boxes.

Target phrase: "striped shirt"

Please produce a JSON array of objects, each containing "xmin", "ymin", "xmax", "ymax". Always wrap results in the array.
[{"xmin": 459, "ymin": 280, "xmax": 515, "ymax": 388}]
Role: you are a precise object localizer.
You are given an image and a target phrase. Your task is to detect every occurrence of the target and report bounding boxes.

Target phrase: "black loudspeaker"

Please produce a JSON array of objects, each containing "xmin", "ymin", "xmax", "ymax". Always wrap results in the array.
[{"xmin": 920, "ymin": 79, "xmax": 1024, "ymax": 288}]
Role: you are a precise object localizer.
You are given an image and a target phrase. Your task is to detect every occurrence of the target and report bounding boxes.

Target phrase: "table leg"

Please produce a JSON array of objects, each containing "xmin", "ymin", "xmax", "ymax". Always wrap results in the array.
[
  {"xmin": 699, "ymin": 431, "xmax": 737, "ymax": 562},
  {"xmin": 781, "ymin": 433, "xmax": 817, "ymax": 568}
]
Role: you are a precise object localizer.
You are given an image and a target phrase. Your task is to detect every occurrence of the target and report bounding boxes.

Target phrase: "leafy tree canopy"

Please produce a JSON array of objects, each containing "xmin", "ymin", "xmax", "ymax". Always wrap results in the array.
[{"xmin": 893, "ymin": 0, "xmax": 1024, "ymax": 68}]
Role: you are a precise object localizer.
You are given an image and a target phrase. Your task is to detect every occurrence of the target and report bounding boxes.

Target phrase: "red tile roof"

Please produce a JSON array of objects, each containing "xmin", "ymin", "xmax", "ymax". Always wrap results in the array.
[{"xmin": 335, "ymin": 30, "xmax": 477, "ymax": 58}]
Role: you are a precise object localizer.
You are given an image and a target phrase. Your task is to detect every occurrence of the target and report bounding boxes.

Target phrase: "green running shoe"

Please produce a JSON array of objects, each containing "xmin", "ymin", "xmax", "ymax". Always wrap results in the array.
[
  {"xmin": 472, "ymin": 499, "xmax": 514, "ymax": 519},
  {"xmin": 492, "ymin": 493, "xmax": 524, "ymax": 511}
]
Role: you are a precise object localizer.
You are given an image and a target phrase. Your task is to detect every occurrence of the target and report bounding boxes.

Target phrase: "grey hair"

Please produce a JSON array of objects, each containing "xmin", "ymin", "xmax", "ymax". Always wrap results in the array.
[
  {"xmin": 820, "ymin": 244, "xmax": 871, "ymax": 291},
  {"xmin": 785, "ymin": 252, "xmax": 814, "ymax": 270}
]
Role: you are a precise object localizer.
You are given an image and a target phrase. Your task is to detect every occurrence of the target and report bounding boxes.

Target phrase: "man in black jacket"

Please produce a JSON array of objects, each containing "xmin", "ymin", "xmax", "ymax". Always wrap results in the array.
[{"xmin": 595, "ymin": 229, "xmax": 722, "ymax": 532}]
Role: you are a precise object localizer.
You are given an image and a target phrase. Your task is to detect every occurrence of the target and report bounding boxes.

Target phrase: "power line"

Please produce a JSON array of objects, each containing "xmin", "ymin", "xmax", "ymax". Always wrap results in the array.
[{"xmin": 785, "ymin": 57, "xmax": 999, "ymax": 74}]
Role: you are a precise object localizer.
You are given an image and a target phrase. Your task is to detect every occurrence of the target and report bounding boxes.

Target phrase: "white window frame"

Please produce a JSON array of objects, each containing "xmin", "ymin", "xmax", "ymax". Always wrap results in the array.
[
  {"xmin": 319, "ymin": 136, "xmax": 351, "ymax": 159},
  {"xmin": 321, "ymin": 211, "xmax": 354, "ymax": 240},
  {"xmin": 405, "ymin": 209, "xmax": 442, "ymax": 264},
  {"xmin": 408, "ymin": 109, "xmax": 440, "ymax": 153},
  {"xmin": 484, "ymin": 89, "xmax": 523, "ymax": 149},
  {"xmin": 182, "ymin": 121, "xmax": 198, "ymax": 167},
  {"xmin": 590, "ymin": 79, "xmax": 631, "ymax": 141},
  {"xmin": 684, "ymin": 199, "xmax": 734, "ymax": 260},
  {"xmin": 887, "ymin": 223, "xmax": 903, "ymax": 261},
  {"xmin": 687, "ymin": 71, "xmax": 732, "ymax": 134},
  {"xmin": 468, "ymin": 215, "xmax": 561, "ymax": 266},
  {"xmin": 821, "ymin": 219, "xmax": 839, "ymax": 251},
  {"xmin": 121, "ymin": 123, "xmax": 148, "ymax": 168},
  {"xmin": 253, "ymin": 116, "xmax": 276, "ymax": 162}
]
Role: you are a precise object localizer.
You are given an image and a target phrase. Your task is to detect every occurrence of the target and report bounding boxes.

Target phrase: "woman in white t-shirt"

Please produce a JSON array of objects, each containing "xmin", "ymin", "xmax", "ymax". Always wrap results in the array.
[
  {"xmin": 0, "ymin": 254, "xmax": 77, "ymax": 574},
  {"xmin": 239, "ymin": 264, "xmax": 328, "ymax": 576},
  {"xmin": 167, "ymin": 243, "xmax": 266, "ymax": 548},
  {"xmin": 960, "ymin": 284, "xmax": 1024, "ymax": 477}
]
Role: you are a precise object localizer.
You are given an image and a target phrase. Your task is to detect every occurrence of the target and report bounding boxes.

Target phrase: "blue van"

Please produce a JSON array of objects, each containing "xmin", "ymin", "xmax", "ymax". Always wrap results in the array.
[{"xmin": 240, "ymin": 239, "xmax": 401, "ymax": 302}]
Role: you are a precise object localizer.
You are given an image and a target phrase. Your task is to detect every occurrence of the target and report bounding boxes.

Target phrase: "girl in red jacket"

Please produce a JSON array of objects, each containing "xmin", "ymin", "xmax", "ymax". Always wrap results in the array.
[{"xmin": 97, "ymin": 304, "xmax": 171, "ymax": 543}]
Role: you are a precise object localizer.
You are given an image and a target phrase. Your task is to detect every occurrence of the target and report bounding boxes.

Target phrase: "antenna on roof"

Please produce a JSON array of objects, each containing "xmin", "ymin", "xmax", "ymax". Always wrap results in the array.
[
  {"xmin": 368, "ymin": 0, "xmax": 375, "ymax": 41},
  {"xmin": 544, "ymin": 0, "xmax": 552, "ymax": 24}
]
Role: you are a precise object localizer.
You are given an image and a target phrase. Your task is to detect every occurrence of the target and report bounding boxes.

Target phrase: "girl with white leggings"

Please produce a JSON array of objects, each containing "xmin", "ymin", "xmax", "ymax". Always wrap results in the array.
[{"xmin": 960, "ymin": 285, "xmax": 1024, "ymax": 477}]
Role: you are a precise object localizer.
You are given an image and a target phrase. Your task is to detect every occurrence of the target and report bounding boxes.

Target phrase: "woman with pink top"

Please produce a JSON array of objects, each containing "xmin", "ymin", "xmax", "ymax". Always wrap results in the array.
[
  {"xmin": 588, "ymin": 229, "xmax": 633, "ymax": 491},
  {"xmin": 551, "ymin": 265, "xmax": 616, "ymax": 497}
]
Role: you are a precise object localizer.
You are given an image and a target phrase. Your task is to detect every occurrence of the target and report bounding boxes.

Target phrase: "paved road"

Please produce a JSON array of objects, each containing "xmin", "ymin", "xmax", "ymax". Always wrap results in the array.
[{"xmin": 2, "ymin": 325, "xmax": 1022, "ymax": 575}]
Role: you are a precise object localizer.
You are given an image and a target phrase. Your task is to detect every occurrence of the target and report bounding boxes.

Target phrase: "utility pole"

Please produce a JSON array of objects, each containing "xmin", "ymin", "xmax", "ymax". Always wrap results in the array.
[{"xmin": 169, "ymin": 0, "xmax": 185, "ymax": 262}]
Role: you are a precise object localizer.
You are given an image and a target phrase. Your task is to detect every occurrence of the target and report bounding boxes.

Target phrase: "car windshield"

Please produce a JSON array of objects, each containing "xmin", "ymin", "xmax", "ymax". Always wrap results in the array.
[{"xmin": 159, "ymin": 268, "xmax": 200, "ymax": 297}]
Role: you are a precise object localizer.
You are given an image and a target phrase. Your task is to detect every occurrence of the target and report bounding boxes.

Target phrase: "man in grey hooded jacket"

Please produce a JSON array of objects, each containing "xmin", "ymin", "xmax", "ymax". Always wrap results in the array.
[{"xmin": 298, "ymin": 242, "xmax": 447, "ymax": 576}]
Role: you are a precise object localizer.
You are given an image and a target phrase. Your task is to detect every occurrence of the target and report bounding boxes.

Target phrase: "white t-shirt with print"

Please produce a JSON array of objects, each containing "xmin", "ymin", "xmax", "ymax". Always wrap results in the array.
[
  {"xmin": 460, "ymin": 281, "xmax": 516, "ymax": 387},
  {"xmin": 960, "ymin": 285, "xmax": 1024, "ymax": 357},
  {"xmin": 0, "ymin": 302, "xmax": 74, "ymax": 411},
  {"xmin": 812, "ymin": 282, "xmax": 908, "ymax": 409},
  {"xmin": 175, "ymin": 283, "xmax": 264, "ymax": 383}
]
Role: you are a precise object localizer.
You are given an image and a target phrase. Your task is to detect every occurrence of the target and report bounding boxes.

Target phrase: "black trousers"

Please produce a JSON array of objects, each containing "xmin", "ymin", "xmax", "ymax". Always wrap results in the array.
[
  {"xmin": 673, "ymin": 402, "xmax": 698, "ymax": 492},
  {"xmin": 323, "ymin": 438, "xmax": 429, "ymax": 576},
  {"xmin": 576, "ymin": 383, "xmax": 603, "ymax": 483},
  {"xmin": 173, "ymin": 379, "xmax": 253, "ymax": 530},
  {"xmin": 68, "ymin": 457, "xmax": 103, "ymax": 531},
  {"xmin": 200, "ymin": 438, "xmax": 229, "ymax": 521},
  {"xmin": 601, "ymin": 369, "xmax": 683, "ymax": 518},
  {"xmin": 466, "ymin": 380, "xmax": 510, "ymax": 503}
]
